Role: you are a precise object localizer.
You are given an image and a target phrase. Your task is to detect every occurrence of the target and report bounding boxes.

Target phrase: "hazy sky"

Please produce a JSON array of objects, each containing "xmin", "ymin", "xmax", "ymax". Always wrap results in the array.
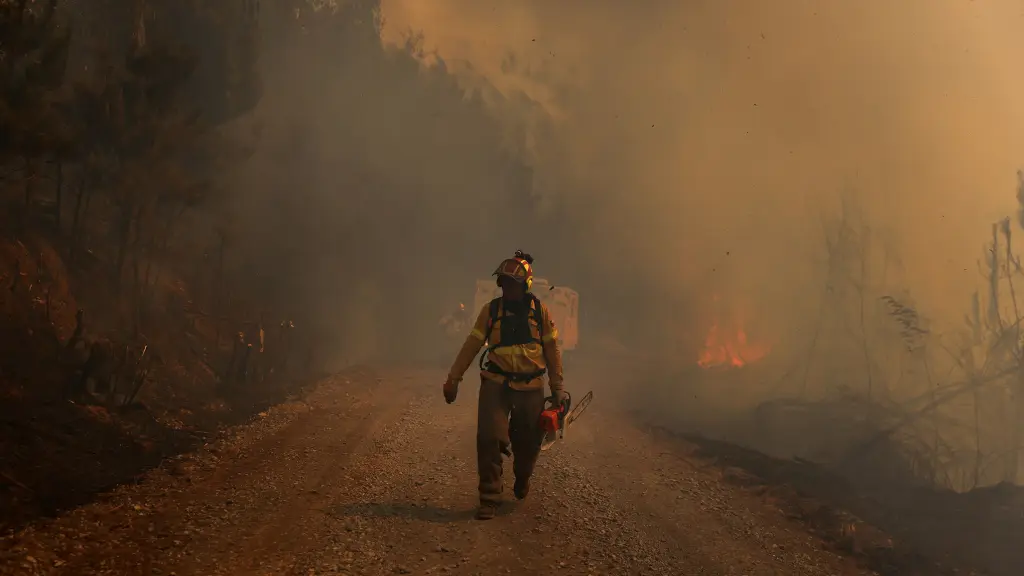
[{"xmin": 377, "ymin": 0, "xmax": 1024, "ymax": 330}]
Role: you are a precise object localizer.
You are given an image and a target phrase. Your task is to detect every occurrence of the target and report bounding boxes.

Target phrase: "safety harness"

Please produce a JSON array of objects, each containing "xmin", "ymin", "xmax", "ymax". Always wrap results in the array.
[{"xmin": 478, "ymin": 294, "xmax": 547, "ymax": 382}]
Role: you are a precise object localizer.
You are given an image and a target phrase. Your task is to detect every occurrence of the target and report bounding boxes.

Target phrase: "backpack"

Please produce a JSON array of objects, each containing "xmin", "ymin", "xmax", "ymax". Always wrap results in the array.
[{"xmin": 477, "ymin": 293, "xmax": 547, "ymax": 382}]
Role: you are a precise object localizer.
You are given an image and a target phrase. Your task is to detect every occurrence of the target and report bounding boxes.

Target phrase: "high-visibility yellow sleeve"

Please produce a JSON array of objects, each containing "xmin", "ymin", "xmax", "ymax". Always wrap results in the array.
[
  {"xmin": 448, "ymin": 304, "xmax": 491, "ymax": 380},
  {"xmin": 539, "ymin": 302, "xmax": 564, "ymax": 390}
]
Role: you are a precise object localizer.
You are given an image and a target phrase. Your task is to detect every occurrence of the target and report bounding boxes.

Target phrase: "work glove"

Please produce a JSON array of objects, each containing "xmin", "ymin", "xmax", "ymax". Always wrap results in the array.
[
  {"xmin": 551, "ymin": 388, "xmax": 569, "ymax": 406},
  {"xmin": 443, "ymin": 375, "xmax": 460, "ymax": 404}
]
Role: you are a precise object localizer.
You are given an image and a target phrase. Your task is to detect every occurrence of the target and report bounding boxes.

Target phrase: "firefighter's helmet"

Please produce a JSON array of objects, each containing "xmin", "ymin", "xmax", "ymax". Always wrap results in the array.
[{"xmin": 493, "ymin": 250, "xmax": 534, "ymax": 291}]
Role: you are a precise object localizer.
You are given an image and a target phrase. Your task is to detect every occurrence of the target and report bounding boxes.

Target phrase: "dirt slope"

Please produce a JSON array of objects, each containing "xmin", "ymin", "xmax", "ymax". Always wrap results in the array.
[{"xmin": 1, "ymin": 367, "xmax": 899, "ymax": 575}]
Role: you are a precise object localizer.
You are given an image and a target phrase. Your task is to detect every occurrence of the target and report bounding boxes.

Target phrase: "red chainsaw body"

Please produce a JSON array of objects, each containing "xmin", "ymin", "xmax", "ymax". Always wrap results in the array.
[{"xmin": 539, "ymin": 408, "xmax": 561, "ymax": 433}]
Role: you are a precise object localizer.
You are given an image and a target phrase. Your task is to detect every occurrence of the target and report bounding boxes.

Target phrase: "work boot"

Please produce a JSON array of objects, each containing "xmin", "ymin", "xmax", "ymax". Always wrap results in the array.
[
  {"xmin": 476, "ymin": 502, "xmax": 498, "ymax": 520},
  {"xmin": 513, "ymin": 478, "xmax": 530, "ymax": 500}
]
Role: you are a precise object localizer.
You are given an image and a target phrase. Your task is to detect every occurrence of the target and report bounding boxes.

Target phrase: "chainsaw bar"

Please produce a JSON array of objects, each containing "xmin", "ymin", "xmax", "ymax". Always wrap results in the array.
[{"xmin": 564, "ymin": 390, "xmax": 593, "ymax": 429}]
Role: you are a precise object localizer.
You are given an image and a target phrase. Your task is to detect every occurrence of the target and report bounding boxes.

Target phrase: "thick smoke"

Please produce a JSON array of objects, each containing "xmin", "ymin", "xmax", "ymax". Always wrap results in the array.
[
  {"xmin": 227, "ymin": 0, "xmax": 1024, "ymax": 382},
  {"xmin": 223, "ymin": 1, "xmax": 556, "ymax": 366},
  {"xmin": 379, "ymin": 0, "xmax": 1024, "ymax": 349}
]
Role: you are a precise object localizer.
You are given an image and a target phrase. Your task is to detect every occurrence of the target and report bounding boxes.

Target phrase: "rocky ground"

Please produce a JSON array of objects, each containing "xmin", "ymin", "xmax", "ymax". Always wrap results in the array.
[{"xmin": 0, "ymin": 366, "xmax": 972, "ymax": 576}]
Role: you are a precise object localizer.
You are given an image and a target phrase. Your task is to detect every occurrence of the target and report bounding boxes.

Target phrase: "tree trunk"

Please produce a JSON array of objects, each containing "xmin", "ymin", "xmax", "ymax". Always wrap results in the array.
[
  {"xmin": 968, "ymin": 354, "xmax": 983, "ymax": 489},
  {"xmin": 54, "ymin": 161, "xmax": 63, "ymax": 229},
  {"xmin": 132, "ymin": 233, "xmax": 143, "ymax": 337},
  {"xmin": 130, "ymin": 204, "xmax": 157, "ymax": 337},
  {"xmin": 968, "ymin": 292, "xmax": 983, "ymax": 488},
  {"xmin": 213, "ymin": 234, "xmax": 226, "ymax": 348},
  {"xmin": 141, "ymin": 231, "xmax": 156, "ymax": 328},
  {"xmin": 859, "ymin": 225, "xmax": 874, "ymax": 400},
  {"xmin": 1010, "ymin": 374, "xmax": 1024, "ymax": 484},
  {"xmin": 23, "ymin": 157, "xmax": 35, "ymax": 208},
  {"xmin": 143, "ymin": 244, "xmax": 155, "ymax": 302},
  {"xmin": 70, "ymin": 174, "xmax": 91, "ymax": 266},
  {"xmin": 989, "ymin": 224, "xmax": 1002, "ymax": 331},
  {"xmin": 114, "ymin": 202, "xmax": 137, "ymax": 294}
]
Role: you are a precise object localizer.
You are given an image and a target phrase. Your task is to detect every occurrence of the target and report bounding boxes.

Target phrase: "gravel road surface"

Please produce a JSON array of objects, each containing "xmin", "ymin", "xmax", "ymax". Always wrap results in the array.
[{"xmin": 0, "ymin": 367, "xmax": 878, "ymax": 575}]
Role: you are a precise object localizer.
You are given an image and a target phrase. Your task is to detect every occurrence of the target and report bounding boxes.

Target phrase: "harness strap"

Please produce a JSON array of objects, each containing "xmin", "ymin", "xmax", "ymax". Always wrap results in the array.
[
  {"xmin": 478, "ymin": 294, "xmax": 547, "ymax": 380},
  {"xmin": 484, "ymin": 294, "xmax": 544, "ymax": 343},
  {"xmin": 482, "ymin": 363, "xmax": 547, "ymax": 383}
]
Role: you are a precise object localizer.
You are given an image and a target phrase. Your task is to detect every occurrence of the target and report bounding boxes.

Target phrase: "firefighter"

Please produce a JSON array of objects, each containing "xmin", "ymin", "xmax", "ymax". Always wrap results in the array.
[
  {"xmin": 443, "ymin": 251, "xmax": 566, "ymax": 520},
  {"xmin": 440, "ymin": 302, "xmax": 470, "ymax": 339}
]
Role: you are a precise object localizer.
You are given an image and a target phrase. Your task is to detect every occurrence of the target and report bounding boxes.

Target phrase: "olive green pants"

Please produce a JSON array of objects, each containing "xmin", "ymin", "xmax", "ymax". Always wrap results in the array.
[{"xmin": 476, "ymin": 377, "xmax": 546, "ymax": 505}]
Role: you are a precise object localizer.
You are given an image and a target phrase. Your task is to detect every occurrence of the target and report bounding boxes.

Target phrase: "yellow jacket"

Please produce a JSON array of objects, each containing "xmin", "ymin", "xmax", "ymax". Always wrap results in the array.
[{"xmin": 448, "ymin": 297, "xmax": 564, "ymax": 392}]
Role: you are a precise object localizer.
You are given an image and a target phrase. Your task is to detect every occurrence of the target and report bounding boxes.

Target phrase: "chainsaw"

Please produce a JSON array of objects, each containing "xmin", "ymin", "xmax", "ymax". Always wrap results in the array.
[{"xmin": 538, "ymin": 390, "xmax": 593, "ymax": 451}]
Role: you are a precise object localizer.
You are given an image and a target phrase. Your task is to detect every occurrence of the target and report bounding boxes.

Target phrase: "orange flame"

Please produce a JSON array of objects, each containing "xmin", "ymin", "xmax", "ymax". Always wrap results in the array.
[{"xmin": 697, "ymin": 295, "xmax": 771, "ymax": 369}]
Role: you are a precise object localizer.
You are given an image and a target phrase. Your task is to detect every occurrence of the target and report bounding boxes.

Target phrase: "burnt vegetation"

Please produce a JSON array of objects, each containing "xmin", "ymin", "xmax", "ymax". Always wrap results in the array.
[
  {"xmin": 4, "ymin": 2, "xmax": 1021, "ymax": 575},
  {"xmin": 0, "ymin": 0, "xmax": 286, "ymax": 531},
  {"xmin": 682, "ymin": 193, "xmax": 1024, "ymax": 575},
  {"xmin": 0, "ymin": 0, "xmax": 542, "ymax": 531}
]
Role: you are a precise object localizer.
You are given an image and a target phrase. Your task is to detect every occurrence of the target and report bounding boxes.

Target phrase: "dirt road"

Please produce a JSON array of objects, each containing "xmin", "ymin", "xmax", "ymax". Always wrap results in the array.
[{"xmin": 1, "ymin": 367, "xmax": 882, "ymax": 576}]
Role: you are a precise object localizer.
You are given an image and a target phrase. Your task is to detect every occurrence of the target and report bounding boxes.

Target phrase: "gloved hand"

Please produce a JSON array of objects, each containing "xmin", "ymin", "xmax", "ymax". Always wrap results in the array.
[
  {"xmin": 443, "ymin": 375, "xmax": 460, "ymax": 404},
  {"xmin": 551, "ymin": 388, "xmax": 569, "ymax": 406}
]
